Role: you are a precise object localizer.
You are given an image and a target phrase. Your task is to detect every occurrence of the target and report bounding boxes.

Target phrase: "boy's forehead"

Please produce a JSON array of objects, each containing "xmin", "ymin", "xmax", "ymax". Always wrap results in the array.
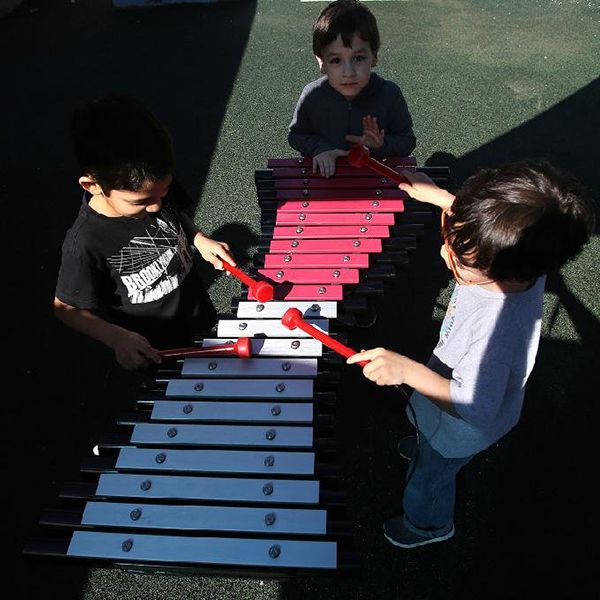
[
  {"xmin": 323, "ymin": 33, "xmax": 371, "ymax": 55},
  {"xmin": 110, "ymin": 174, "xmax": 172, "ymax": 200}
]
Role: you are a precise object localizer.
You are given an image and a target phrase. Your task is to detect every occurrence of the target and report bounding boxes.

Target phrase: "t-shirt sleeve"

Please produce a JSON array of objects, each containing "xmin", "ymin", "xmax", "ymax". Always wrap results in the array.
[
  {"xmin": 450, "ymin": 315, "xmax": 513, "ymax": 428},
  {"xmin": 55, "ymin": 241, "xmax": 105, "ymax": 310}
]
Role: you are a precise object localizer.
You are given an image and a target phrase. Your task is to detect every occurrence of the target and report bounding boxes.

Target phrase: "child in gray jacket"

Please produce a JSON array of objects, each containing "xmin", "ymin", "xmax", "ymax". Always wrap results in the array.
[{"xmin": 288, "ymin": 0, "xmax": 416, "ymax": 177}]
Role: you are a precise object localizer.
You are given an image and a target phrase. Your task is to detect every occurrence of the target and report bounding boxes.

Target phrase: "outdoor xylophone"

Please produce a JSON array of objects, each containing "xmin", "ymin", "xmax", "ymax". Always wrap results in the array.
[{"xmin": 24, "ymin": 149, "xmax": 448, "ymax": 575}]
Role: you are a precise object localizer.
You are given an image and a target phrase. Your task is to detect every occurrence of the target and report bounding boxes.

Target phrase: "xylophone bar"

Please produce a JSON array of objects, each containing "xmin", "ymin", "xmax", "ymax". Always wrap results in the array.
[{"xmin": 266, "ymin": 155, "xmax": 417, "ymax": 169}]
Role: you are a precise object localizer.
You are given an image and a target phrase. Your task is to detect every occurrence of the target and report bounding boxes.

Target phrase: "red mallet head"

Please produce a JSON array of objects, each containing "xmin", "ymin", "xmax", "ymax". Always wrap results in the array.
[
  {"xmin": 233, "ymin": 336, "xmax": 252, "ymax": 358},
  {"xmin": 348, "ymin": 144, "xmax": 370, "ymax": 168},
  {"xmin": 281, "ymin": 307, "xmax": 302, "ymax": 330},
  {"xmin": 347, "ymin": 143, "xmax": 411, "ymax": 185},
  {"xmin": 222, "ymin": 260, "xmax": 274, "ymax": 303},
  {"xmin": 254, "ymin": 280, "xmax": 274, "ymax": 303}
]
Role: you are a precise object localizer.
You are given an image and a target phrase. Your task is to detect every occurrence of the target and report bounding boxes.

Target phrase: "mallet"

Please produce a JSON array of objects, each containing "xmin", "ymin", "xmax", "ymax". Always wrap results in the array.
[
  {"xmin": 281, "ymin": 308, "xmax": 369, "ymax": 367},
  {"xmin": 347, "ymin": 144, "xmax": 411, "ymax": 185},
  {"xmin": 159, "ymin": 337, "xmax": 252, "ymax": 360}
]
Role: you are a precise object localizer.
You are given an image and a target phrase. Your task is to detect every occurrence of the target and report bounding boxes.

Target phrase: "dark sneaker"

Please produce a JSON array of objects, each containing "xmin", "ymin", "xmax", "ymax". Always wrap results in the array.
[
  {"xmin": 397, "ymin": 435, "xmax": 417, "ymax": 461},
  {"xmin": 383, "ymin": 516, "xmax": 455, "ymax": 548}
]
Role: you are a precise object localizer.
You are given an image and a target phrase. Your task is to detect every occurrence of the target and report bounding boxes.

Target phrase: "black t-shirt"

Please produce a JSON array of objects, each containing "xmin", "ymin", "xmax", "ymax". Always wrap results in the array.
[{"xmin": 55, "ymin": 184, "xmax": 215, "ymax": 348}]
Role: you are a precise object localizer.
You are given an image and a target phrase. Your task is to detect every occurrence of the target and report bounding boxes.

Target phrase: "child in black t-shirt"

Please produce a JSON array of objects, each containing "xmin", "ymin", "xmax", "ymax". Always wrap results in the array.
[{"xmin": 54, "ymin": 95, "xmax": 235, "ymax": 370}]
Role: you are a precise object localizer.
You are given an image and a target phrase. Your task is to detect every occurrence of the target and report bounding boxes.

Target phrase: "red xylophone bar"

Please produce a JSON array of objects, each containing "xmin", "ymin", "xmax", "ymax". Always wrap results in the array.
[
  {"xmin": 347, "ymin": 144, "xmax": 411, "ymax": 186},
  {"xmin": 159, "ymin": 337, "xmax": 252, "ymax": 359},
  {"xmin": 281, "ymin": 308, "xmax": 369, "ymax": 367},
  {"xmin": 222, "ymin": 260, "xmax": 274, "ymax": 303}
]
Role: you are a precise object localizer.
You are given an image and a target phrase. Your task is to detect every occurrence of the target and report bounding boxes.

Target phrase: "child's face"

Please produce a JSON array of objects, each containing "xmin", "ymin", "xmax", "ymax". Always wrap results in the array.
[
  {"xmin": 440, "ymin": 243, "xmax": 495, "ymax": 286},
  {"xmin": 317, "ymin": 33, "xmax": 377, "ymax": 101},
  {"xmin": 83, "ymin": 175, "xmax": 172, "ymax": 218}
]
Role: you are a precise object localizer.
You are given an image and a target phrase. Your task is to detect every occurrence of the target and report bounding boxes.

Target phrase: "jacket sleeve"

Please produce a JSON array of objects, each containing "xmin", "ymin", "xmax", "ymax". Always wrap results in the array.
[
  {"xmin": 288, "ymin": 87, "xmax": 336, "ymax": 157},
  {"xmin": 374, "ymin": 87, "xmax": 416, "ymax": 158}
]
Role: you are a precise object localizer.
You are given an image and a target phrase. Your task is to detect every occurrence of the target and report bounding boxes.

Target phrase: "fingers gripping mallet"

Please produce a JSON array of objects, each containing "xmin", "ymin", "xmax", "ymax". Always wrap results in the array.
[
  {"xmin": 222, "ymin": 260, "xmax": 274, "ymax": 303},
  {"xmin": 281, "ymin": 308, "xmax": 369, "ymax": 367},
  {"xmin": 347, "ymin": 144, "xmax": 411, "ymax": 185},
  {"xmin": 159, "ymin": 337, "xmax": 252, "ymax": 360}
]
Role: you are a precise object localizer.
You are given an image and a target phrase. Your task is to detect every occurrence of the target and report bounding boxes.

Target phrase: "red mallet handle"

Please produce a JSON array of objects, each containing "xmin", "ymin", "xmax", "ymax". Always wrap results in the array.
[
  {"xmin": 159, "ymin": 337, "xmax": 252, "ymax": 359},
  {"xmin": 281, "ymin": 308, "xmax": 369, "ymax": 367},
  {"xmin": 347, "ymin": 144, "xmax": 411, "ymax": 185},
  {"xmin": 222, "ymin": 260, "xmax": 274, "ymax": 303}
]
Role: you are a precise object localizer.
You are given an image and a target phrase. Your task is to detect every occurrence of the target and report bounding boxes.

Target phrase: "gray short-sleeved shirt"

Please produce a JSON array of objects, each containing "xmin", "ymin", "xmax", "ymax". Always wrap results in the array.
[{"xmin": 407, "ymin": 277, "xmax": 545, "ymax": 458}]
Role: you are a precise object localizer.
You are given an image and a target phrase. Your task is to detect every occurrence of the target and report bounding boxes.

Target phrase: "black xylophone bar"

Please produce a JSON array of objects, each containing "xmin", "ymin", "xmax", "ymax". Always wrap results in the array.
[{"xmin": 255, "ymin": 169, "xmax": 448, "ymax": 186}]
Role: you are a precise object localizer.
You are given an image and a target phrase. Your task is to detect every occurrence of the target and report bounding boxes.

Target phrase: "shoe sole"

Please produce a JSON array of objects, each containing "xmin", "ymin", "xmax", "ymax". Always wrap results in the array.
[{"xmin": 383, "ymin": 526, "xmax": 455, "ymax": 549}]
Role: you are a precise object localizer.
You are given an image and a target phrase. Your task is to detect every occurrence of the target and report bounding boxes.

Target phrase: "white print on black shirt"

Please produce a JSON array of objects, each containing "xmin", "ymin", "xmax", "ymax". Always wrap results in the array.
[{"xmin": 107, "ymin": 211, "xmax": 193, "ymax": 305}]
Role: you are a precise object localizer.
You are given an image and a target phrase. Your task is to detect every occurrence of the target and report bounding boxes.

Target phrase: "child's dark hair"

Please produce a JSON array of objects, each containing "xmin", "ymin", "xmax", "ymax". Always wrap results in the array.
[
  {"xmin": 313, "ymin": 0, "xmax": 380, "ymax": 58},
  {"xmin": 71, "ymin": 95, "xmax": 175, "ymax": 193},
  {"xmin": 443, "ymin": 161, "xmax": 596, "ymax": 282}
]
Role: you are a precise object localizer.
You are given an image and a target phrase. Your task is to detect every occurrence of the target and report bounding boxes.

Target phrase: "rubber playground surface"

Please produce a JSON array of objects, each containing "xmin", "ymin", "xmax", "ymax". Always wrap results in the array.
[{"xmin": 4, "ymin": 1, "xmax": 599, "ymax": 598}]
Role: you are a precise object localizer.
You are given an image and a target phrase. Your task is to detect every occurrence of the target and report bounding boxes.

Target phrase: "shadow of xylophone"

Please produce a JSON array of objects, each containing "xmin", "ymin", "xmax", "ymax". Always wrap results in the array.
[{"xmin": 24, "ymin": 152, "xmax": 449, "ymax": 576}]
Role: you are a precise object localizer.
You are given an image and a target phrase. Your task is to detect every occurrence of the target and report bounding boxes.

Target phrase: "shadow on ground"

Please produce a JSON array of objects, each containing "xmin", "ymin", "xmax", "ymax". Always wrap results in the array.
[{"xmin": 3, "ymin": 1, "xmax": 257, "ymax": 598}]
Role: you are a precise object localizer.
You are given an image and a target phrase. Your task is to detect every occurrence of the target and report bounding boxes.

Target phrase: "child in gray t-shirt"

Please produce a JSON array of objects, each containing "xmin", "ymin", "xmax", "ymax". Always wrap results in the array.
[{"xmin": 348, "ymin": 161, "xmax": 595, "ymax": 549}]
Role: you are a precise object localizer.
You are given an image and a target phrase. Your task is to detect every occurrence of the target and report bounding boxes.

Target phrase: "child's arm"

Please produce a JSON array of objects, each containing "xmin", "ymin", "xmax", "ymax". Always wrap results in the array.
[
  {"xmin": 53, "ymin": 297, "xmax": 162, "ymax": 370},
  {"xmin": 347, "ymin": 348, "xmax": 459, "ymax": 417},
  {"xmin": 345, "ymin": 114, "xmax": 415, "ymax": 159},
  {"xmin": 312, "ymin": 149, "xmax": 349, "ymax": 179},
  {"xmin": 398, "ymin": 171, "xmax": 455, "ymax": 210},
  {"xmin": 288, "ymin": 89, "xmax": 336, "ymax": 158},
  {"xmin": 345, "ymin": 116, "xmax": 385, "ymax": 150},
  {"xmin": 179, "ymin": 213, "xmax": 236, "ymax": 270}
]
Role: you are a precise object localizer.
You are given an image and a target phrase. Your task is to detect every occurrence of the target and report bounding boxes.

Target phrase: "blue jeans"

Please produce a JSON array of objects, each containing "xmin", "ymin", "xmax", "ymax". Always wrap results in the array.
[{"xmin": 402, "ymin": 434, "xmax": 473, "ymax": 538}]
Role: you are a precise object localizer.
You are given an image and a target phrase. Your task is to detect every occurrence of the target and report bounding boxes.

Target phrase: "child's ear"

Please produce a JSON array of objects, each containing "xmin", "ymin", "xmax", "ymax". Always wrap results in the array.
[
  {"xmin": 315, "ymin": 55, "xmax": 325, "ymax": 74},
  {"xmin": 372, "ymin": 54, "xmax": 378, "ymax": 68},
  {"xmin": 78, "ymin": 176, "xmax": 103, "ymax": 195}
]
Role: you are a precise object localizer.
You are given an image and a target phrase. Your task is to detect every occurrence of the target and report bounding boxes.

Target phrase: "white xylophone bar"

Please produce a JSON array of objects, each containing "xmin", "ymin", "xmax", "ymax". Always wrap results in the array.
[
  {"xmin": 150, "ymin": 400, "xmax": 314, "ymax": 423},
  {"xmin": 180, "ymin": 357, "xmax": 318, "ymax": 378},
  {"xmin": 92, "ymin": 472, "xmax": 323, "ymax": 504},
  {"xmin": 78, "ymin": 502, "xmax": 328, "ymax": 534},
  {"xmin": 235, "ymin": 300, "xmax": 337, "ymax": 319},
  {"xmin": 67, "ymin": 531, "xmax": 337, "ymax": 569},
  {"xmin": 201, "ymin": 337, "xmax": 324, "ymax": 357}
]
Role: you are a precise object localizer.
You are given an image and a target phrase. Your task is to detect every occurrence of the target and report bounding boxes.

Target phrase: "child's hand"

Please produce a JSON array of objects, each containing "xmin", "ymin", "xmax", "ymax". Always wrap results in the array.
[
  {"xmin": 194, "ymin": 235, "xmax": 235, "ymax": 270},
  {"xmin": 313, "ymin": 149, "xmax": 349, "ymax": 178},
  {"xmin": 112, "ymin": 329, "xmax": 162, "ymax": 371},
  {"xmin": 347, "ymin": 347, "xmax": 408, "ymax": 386},
  {"xmin": 345, "ymin": 115, "xmax": 385, "ymax": 149},
  {"xmin": 398, "ymin": 171, "xmax": 455, "ymax": 209}
]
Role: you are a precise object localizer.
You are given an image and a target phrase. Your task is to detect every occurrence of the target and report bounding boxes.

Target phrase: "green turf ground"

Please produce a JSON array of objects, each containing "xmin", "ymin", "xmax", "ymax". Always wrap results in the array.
[{"xmin": 4, "ymin": 1, "xmax": 599, "ymax": 598}]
